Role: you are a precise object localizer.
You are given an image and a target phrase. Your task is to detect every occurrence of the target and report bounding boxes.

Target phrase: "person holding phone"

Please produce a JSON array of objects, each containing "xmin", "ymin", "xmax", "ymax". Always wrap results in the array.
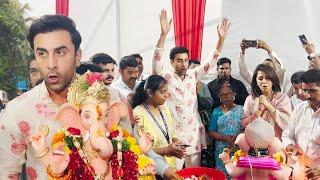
[
  {"xmin": 238, "ymin": 39, "xmax": 289, "ymax": 93},
  {"xmin": 300, "ymin": 35, "xmax": 320, "ymax": 70},
  {"xmin": 131, "ymin": 75, "xmax": 186, "ymax": 170}
]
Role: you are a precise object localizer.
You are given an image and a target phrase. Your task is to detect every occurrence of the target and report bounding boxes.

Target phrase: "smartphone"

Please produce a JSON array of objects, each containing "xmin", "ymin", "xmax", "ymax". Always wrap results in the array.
[
  {"xmin": 243, "ymin": 40, "xmax": 257, "ymax": 47},
  {"xmin": 299, "ymin": 34, "xmax": 308, "ymax": 45},
  {"xmin": 179, "ymin": 144, "xmax": 191, "ymax": 148}
]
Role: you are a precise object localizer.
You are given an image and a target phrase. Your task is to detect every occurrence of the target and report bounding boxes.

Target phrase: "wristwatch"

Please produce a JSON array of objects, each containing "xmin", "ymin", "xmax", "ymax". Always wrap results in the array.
[{"xmin": 308, "ymin": 53, "xmax": 316, "ymax": 60}]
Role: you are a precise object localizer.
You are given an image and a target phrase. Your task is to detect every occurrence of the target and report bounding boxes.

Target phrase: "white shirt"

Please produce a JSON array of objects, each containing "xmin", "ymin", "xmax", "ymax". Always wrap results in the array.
[
  {"xmin": 111, "ymin": 78, "xmax": 140, "ymax": 98},
  {"xmin": 290, "ymin": 94, "xmax": 304, "ymax": 108},
  {"xmin": 282, "ymin": 101, "xmax": 320, "ymax": 163}
]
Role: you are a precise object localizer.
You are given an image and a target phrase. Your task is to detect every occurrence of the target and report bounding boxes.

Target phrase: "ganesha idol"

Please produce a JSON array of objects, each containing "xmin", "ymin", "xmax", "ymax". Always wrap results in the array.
[
  {"xmin": 31, "ymin": 71, "xmax": 155, "ymax": 179},
  {"xmin": 219, "ymin": 118, "xmax": 296, "ymax": 180}
]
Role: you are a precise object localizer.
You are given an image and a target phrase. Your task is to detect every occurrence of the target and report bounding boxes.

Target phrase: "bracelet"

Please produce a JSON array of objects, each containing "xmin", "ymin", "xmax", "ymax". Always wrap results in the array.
[
  {"xmin": 35, "ymin": 147, "xmax": 49, "ymax": 158},
  {"xmin": 47, "ymin": 164, "xmax": 72, "ymax": 179},
  {"xmin": 223, "ymin": 161, "xmax": 231, "ymax": 165}
]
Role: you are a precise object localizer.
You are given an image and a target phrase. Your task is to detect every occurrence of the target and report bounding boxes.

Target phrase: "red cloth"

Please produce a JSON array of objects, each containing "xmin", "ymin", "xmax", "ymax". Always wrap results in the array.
[
  {"xmin": 171, "ymin": 0, "xmax": 206, "ymax": 61},
  {"xmin": 56, "ymin": 0, "xmax": 69, "ymax": 16}
]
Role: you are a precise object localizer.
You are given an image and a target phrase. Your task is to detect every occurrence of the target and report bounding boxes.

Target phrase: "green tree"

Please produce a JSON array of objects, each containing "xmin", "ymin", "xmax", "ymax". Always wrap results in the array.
[{"xmin": 0, "ymin": 0, "xmax": 32, "ymax": 99}]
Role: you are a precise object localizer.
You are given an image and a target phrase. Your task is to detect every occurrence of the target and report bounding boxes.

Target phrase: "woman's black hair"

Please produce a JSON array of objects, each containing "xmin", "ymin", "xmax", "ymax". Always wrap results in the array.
[
  {"xmin": 131, "ymin": 75, "xmax": 167, "ymax": 108},
  {"xmin": 251, "ymin": 64, "xmax": 281, "ymax": 97}
]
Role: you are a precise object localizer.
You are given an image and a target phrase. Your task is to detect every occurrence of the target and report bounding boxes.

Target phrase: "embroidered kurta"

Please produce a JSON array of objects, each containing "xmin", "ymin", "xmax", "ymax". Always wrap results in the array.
[
  {"xmin": 242, "ymin": 92, "xmax": 292, "ymax": 139},
  {"xmin": 0, "ymin": 82, "xmax": 61, "ymax": 179},
  {"xmin": 133, "ymin": 104, "xmax": 177, "ymax": 168},
  {"xmin": 152, "ymin": 47, "xmax": 219, "ymax": 155}
]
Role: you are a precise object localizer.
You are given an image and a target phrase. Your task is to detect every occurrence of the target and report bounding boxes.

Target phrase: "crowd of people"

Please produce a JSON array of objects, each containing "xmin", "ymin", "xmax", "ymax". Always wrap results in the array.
[{"xmin": 0, "ymin": 9, "xmax": 319, "ymax": 180}]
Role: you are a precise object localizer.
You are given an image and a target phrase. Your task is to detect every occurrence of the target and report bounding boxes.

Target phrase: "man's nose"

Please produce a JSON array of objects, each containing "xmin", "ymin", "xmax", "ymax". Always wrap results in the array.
[{"xmin": 48, "ymin": 55, "xmax": 57, "ymax": 69}]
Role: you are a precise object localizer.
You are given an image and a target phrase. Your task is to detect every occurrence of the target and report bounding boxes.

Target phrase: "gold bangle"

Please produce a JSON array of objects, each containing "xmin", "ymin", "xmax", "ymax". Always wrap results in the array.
[{"xmin": 35, "ymin": 148, "xmax": 49, "ymax": 158}]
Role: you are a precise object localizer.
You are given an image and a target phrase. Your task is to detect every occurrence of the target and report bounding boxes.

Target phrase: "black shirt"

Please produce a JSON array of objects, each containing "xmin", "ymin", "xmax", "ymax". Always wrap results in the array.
[{"xmin": 207, "ymin": 76, "xmax": 249, "ymax": 108}]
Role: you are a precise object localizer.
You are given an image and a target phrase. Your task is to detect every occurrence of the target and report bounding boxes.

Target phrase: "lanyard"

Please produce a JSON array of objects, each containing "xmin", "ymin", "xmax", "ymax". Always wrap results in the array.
[{"xmin": 143, "ymin": 103, "xmax": 170, "ymax": 144}]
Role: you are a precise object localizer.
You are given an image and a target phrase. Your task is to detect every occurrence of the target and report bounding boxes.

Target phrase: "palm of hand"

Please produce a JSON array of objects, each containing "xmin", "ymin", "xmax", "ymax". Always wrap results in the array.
[
  {"xmin": 139, "ymin": 132, "xmax": 153, "ymax": 154},
  {"xmin": 217, "ymin": 18, "xmax": 230, "ymax": 38},
  {"xmin": 50, "ymin": 144, "xmax": 70, "ymax": 174},
  {"xmin": 160, "ymin": 10, "xmax": 172, "ymax": 35}
]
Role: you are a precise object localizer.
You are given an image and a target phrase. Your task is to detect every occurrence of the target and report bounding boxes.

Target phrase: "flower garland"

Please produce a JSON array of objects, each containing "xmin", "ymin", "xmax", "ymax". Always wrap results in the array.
[
  {"xmin": 51, "ymin": 127, "xmax": 95, "ymax": 180},
  {"xmin": 108, "ymin": 125, "xmax": 154, "ymax": 179}
]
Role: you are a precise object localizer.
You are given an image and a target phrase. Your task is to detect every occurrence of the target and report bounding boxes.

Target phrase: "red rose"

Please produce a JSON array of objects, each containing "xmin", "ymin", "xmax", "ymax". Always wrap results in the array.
[
  {"xmin": 67, "ymin": 127, "xmax": 81, "ymax": 135},
  {"xmin": 109, "ymin": 130, "xmax": 119, "ymax": 139},
  {"xmin": 86, "ymin": 72, "xmax": 103, "ymax": 85}
]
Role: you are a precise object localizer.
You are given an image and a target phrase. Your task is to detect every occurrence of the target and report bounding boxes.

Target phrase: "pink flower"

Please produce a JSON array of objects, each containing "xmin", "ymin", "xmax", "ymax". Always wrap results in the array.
[
  {"xmin": 17, "ymin": 121, "xmax": 30, "ymax": 139},
  {"xmin": 86, "ymin": 72, "xmax": 103, "ymax": 85},
  {"xmin": 26, "ymin": 167, "xmax": 37, "ymax": 180},
  {"xmin": 67, "ymin": 127, "xmax": 81, "ymax": 135},
  {"xmin": 204, "ymin": 64, "xmax": 209, "ymax": 73},
  {"xmin": 11, "ymin": 140, "xmax": 26, "ymax": 155}
]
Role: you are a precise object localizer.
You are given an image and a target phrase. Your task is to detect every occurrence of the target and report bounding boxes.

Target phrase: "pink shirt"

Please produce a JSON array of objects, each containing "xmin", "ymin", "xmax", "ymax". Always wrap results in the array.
[{"xmin": 242, "ymin": 92, "xmax": 292, "ymax": 139}]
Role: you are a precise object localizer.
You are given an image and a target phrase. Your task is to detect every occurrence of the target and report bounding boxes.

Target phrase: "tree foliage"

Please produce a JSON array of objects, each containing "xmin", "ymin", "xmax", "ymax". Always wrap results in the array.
[{"xmin": 0, "ymin": 0, "xmax": 32, "ymax": 99}]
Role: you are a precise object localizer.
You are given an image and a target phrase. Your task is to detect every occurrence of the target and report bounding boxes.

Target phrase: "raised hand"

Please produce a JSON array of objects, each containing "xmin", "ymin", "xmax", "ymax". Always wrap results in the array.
[
  {"xmin": 219, "ymin": 148, "xmax": 231, "ymax": 163},
  {"xmin": 159, "ymin": 9, "xmax": 172, "ymax": 35},
  {"xmin": 304, "ymin": 43, "xmax": 315, "ymax": 55},
  {"xmin": 139, "ymin": 132, "xmax": 153, "ymax": 154},
  {"xmin": 257, "ymin": 40, "xmax": 272, "ymax": 53},
  {"xmin": 217, "ymin": 18, "xmax": 231, "ymax": 39},
  {"xmin": 89, "ymin": 121, "xmax": 113, "ymax": 158},
  {"xmin": 240, "ymin": 39, "xmax": 249, "ymax": 53}
]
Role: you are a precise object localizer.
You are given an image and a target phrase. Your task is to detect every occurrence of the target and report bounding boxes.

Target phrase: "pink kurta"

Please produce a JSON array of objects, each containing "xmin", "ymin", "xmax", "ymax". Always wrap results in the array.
[
  {"xmin": 242, "ymin": 92, "xmax": 292, "ymax": 139},
  {"xmin": 152, "ymin": 47, "xmax": 219, "ymax": 155}
]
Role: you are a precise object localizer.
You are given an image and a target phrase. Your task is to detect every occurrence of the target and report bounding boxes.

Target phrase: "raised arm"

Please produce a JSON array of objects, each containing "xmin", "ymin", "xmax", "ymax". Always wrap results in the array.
[
  {"xmin": 258, "ymin": 40, "xmax": 285, "ymax": 71},
  {"xmin": 152, "ymin": 10, "xmax": 172, "ymax": 76},
  {"xmin": 303, "ymin": 42, "xmax": 320, "ymax": 70},
  {"xmin": 194, "ymin": 18, "xmax": 230, "ymax": 81},
  {"xmin": 238, "ymin": 39, "xmax": 253, "ymax": 84}
]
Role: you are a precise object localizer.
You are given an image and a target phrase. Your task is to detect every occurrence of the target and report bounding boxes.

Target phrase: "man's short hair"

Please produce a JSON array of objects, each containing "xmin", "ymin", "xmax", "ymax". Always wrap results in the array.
[
  {"xmin": 131, "ymin": 53, "xmax": 143, "ymax": 60},
  {"xmin": 169, "ymin": 47, "xmax": 189, "ymax": 60},
  {"xmin": 301, "ymin": 69, "xmax": 320, "ymax": 86},
  {"xmin": 76, "ymin": 62, "xmax": 104, "ymax": 75},
  {"xmin": 291, "ymin": 71, "xmax": 305, "ymax": 84},
  {"xmin": 217, "ymin": 57, "xmax": 231, "ymax": 66},
  {"xmin": 188, "ymin": 59, "xmax": 200, "ymax": 67},
  {"xmin": 27, "ymin": 15, "xmax": 82, "ymax": 51},
  {"xmin": 119, "ymin": 55, "xmax": 138, "ymax": 70},
  {"xmin": 90, "ymin": 53, "xmax": 116, "ymax": 65}
]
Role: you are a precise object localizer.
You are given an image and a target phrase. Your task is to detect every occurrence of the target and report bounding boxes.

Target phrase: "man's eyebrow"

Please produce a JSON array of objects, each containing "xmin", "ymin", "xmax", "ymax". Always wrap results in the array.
[
  {"xmin": 35, "ymin": 47, "xmax": 48, "ymax": 52},
  {"xmin": 54, "ymin": 46, "xmax": 68, "ymax": 51}
]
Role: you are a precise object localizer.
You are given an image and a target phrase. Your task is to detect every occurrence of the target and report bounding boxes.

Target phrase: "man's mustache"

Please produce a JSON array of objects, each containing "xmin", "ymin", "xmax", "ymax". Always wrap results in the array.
[{"xmin": 105, "ymin": 76, "xmax": 114, "ymax": 79}]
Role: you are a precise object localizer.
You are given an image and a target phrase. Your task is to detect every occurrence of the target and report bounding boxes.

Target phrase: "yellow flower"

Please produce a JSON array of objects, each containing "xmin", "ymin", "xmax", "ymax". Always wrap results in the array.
[
  {"xmin": 126, "ymin": 136, "xmax": 138, "ymax": 146},
  {"xmin": 137, "ymin": 154, "xmax": 153, "ymax": 169},
  {"xmin": 123, "ymin": 129, "xmax": 130, "ymax": 138},
  {"xmin": 64, "ymin": 145, "xmax": 72, "ymax": 154},
  {"xmin": 130, "ymin": 144, "xmax": 142, "ymax": 155}
]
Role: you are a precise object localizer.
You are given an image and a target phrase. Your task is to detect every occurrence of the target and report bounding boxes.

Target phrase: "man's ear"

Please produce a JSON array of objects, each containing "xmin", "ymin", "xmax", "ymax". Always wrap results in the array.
[
  {"xmin": 75, "ymin": 49, "xmax": 82, "ymax": 67},
  {"xmin": 118, "ymin": 69, "xmax": 123, "ymax": 75},
  {"xmin": 170, "ymin": 59, "xmax": 174, "ymax": 66}
]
